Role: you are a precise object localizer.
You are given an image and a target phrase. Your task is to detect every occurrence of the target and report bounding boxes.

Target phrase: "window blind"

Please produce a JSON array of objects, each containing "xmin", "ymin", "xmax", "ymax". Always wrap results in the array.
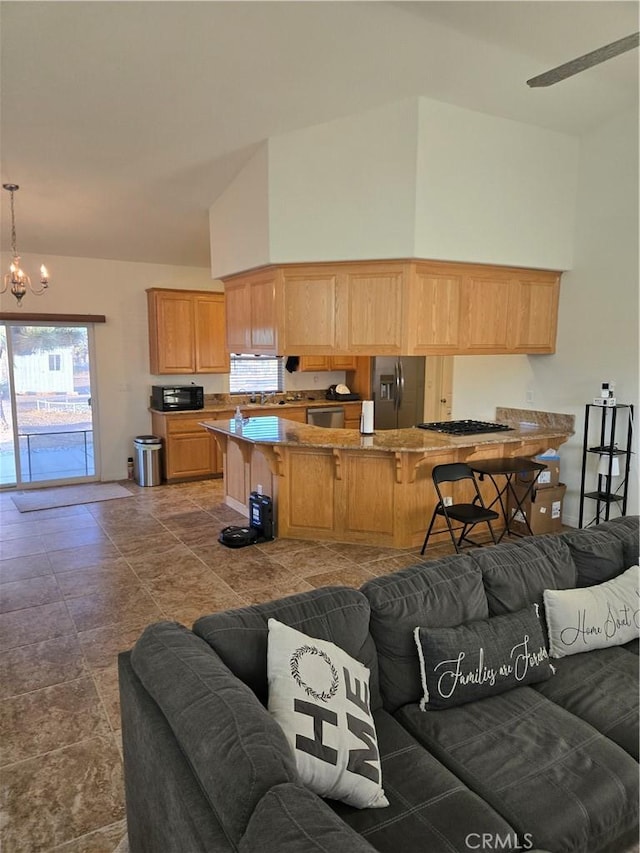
[{"xmin": 229, "ymin": 355, "xmax": 285, "ymax": 393}]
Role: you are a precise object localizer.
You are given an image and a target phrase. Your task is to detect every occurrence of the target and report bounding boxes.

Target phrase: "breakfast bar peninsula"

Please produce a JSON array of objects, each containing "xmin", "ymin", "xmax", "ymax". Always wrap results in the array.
[{"xmin": 200, "ymin": 409, "xmax": 573, "ymax": 549}]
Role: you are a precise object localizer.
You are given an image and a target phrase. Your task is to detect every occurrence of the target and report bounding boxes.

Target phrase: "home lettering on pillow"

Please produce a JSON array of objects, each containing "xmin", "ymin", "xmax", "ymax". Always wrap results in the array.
[{"xmin": 267, "ymin": 618, "xmax": 388, "ymax": 809}]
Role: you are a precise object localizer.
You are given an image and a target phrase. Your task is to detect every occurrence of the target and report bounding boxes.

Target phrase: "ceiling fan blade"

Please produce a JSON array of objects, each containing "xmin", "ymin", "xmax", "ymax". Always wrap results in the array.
[{"xmin": 527, "ymin": 32, "xmax": 639, "ymax": 87}]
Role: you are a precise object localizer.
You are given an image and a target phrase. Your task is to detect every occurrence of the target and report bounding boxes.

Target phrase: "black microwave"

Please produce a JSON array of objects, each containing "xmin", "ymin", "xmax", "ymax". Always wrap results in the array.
[{"xmin": 152, "ymin": 385, "xmax": 204, "ymax": 412}]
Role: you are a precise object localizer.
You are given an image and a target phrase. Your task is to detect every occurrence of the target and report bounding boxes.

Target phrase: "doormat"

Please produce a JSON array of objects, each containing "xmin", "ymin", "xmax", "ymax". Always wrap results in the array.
[{"xmin": 11, "ymin": 483, "xmax": 134, "ymax": 513}]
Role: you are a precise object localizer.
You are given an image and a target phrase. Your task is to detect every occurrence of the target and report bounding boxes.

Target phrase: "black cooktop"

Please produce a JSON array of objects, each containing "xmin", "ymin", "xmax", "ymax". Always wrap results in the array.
[{"xmin": 417, "ymin": 420, "xmax": 514, "ymax": 436}]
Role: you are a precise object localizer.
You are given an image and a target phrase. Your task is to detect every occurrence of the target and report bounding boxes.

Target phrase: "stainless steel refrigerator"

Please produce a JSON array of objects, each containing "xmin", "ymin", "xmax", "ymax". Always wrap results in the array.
[{"xmin": 371, "ymin": 357, "xmax": 425, "ymax": 430}]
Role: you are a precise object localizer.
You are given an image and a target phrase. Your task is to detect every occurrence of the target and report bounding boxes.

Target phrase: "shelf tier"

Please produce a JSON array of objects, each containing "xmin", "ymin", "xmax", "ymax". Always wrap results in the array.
[
  {"xmin": 583, "ymin": 491, "xmax": 624, "ymax": 503},
  {"xmin": 587, "ymin": 447, "xmax": 627, "ymax": 455}
]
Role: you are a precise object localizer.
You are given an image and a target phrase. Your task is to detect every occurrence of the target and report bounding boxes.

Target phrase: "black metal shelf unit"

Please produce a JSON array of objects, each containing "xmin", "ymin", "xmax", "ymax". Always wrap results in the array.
[{"xmin": 578, "ymin": 403, "xmax": 634, "ymax": 528}]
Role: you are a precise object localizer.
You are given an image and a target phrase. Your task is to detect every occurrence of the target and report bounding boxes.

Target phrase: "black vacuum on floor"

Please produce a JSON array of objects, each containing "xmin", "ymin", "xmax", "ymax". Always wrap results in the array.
[{"xmin": 218, "ymin": 492, "xmax": 274, "ymax": 548}]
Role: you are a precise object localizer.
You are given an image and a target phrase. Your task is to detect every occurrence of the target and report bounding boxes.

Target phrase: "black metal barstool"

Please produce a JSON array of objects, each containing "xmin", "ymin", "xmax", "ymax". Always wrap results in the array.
[{"xmin": 421, "ymin": 462, "xmax": 499, "ymax": 554}]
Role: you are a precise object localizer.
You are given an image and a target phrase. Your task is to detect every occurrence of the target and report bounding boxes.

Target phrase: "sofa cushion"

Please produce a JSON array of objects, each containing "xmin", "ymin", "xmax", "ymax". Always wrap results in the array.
[
  {"xmin": 581, "ymin": 516, "xmax": 640, "ymax": 570},
  {"xmin": 559, "ymin": 527, "xmax": 626, "ymax": 587},
  {"xmin": 239, "ymin": 783, "xmax": 377, "ymax": 853},
  {"xmin": 194, "ymin": 586, "xmax": 382, "ymax": 711},
  {"xmin": 415, "ymin": 606, "xmax": 552, "ymax": 710},
  {"xmin": 532, "ymin": 646, "xmax": 639, "ymax": 760},
  {"xmin": 330, "ymin": 708, "xmax": 518, "ymax": 853},
  {"xmin": 396, "ymin": 687, "xmax": 639, "ymax": 853},
  {"xmin": 472, "ymin": 536, "xmax": 576, "ymax": 616},
  {"xmin": 361, "ymin": 555, "xmax": 488, "ymax": 713},
  {"xmin": 130, "ymin": 621, "xmax": 297, "ymax": 846},
  {"xmin": 267, "ymin": 618, "xmax": 388, "ymax": 809},
  {"xmin": 543, "ymin": 566, "xmax": 640, "ymax": 657}
]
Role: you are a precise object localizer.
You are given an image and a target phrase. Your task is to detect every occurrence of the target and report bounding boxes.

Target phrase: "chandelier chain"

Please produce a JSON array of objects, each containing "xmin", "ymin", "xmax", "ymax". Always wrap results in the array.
[{"xmin": 9, "ymin": 189, "xmax": 18, "ymax": 256}]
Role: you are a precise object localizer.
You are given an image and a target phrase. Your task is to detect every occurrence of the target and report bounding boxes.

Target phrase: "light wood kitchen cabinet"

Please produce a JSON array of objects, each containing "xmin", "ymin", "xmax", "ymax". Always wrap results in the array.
[
  {"xmin": 343, "ymin": 402, "xmax": 362, "ymax": 430},
  {"xmin": 151, "ymin": 411, "xmax": 224, "ymax": 482},
  {"xmin": 298, "ymin": 355, "xmax": 358, "ymax": 372},
  {"xmin": 221, "ymin": 259, "xmax": 561, "ymax": 357},
  {"xmin": 147, "ymin": 288, "xmax": 229, "ymax": 374},
  {"xmin": 224, "ymin": 270, "xmax": 277, "ymax": 354},
  {"xmin": 507, "ymin": 274, "xmax": 560, "ymax": 353}
]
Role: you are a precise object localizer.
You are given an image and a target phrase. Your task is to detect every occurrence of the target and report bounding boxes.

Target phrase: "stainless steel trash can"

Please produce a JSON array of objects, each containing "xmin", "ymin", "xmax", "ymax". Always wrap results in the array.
[{"xmin": 133, "ymin": 435, "xmax": 162, "ymax": 487}]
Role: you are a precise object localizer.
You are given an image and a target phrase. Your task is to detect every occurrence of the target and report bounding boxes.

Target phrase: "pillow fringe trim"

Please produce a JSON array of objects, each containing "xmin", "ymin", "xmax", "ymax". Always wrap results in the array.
[{"xmin": 413, "ymin": 626, "xmax": 430, "ymax": 711}]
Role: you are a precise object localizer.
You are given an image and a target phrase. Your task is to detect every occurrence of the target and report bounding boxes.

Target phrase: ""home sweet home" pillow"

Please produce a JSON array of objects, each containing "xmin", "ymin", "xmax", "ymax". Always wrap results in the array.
[
  {"xmin": 544, "ymin": 565, "xmax": 640, "ymax": 658},
  {"xmin": 267, "ymin": 618, "xmax": 388, "ymax": 809},
  {"xmin": 414, "ymin": 605, "xmax": 553, "ymax": 710}
]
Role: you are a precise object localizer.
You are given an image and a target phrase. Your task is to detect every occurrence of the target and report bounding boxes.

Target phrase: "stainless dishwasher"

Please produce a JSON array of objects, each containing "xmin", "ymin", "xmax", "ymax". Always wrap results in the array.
[{"xmin": 307, "ymin": 406, "xmax": 345, "ymax": 428}]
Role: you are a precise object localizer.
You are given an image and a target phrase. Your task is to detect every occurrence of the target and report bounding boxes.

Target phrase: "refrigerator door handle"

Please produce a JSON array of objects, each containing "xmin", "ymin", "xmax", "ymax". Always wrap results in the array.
[{"xmin": 397, "ymin": 359, "xmax": 404, "ymax": 411}]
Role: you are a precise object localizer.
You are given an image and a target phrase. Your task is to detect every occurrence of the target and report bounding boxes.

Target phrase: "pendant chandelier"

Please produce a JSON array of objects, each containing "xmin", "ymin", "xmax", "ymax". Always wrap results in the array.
[{"xmin": 2, "ymin": 183, "xmax": 50, "ymax": 306}]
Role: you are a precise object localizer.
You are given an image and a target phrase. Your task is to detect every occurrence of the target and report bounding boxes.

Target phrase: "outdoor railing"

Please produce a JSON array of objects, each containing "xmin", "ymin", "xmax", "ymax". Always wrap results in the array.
[{"xmin": 18, "ymin": 429, "xmax": 95, "ymax": 480}]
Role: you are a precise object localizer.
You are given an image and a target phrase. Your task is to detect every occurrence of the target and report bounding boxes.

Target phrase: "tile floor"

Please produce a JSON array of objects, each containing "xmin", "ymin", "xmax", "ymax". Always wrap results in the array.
[{"xmin": 0, "ymin": 478, "xmax": 464, "ymax": 852}]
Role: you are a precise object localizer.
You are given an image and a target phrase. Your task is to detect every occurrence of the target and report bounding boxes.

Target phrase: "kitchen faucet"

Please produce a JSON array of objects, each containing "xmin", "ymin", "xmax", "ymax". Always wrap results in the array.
[{"xmin": 260, "ymin": 391, "xmax": 276, "ymax": 405}]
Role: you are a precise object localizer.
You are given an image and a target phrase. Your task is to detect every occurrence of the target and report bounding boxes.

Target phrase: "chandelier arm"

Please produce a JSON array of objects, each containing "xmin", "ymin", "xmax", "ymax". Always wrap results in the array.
[{"xmin": 2, "ymin": 183, "xmax": 50, "ymax": 305}]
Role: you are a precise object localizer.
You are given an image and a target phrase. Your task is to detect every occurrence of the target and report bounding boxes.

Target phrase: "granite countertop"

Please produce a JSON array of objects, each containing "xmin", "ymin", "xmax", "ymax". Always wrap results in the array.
[
  {"xmin": 200, "ymin": 415, "xmax": 572, "ymax": 454},
  {"xmin": 151, "ymin": 399, "xmax": 361, "ymax": 416}
]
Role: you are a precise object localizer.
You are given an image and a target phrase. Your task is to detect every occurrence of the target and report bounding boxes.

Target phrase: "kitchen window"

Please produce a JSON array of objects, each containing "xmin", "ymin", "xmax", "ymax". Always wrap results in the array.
[{"xmin": 229, "ymin": 354, "xmax": 285, "ymax": 394}]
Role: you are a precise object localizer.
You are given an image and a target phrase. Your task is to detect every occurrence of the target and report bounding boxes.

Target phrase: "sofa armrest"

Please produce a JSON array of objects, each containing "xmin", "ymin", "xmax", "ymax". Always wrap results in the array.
[
  {"xmin": 129, "ymin": 621, "xmax": 297, "ymax": 847},
  {"xmin": 240, "ymin": 783, "xmax": 376, "ymax": 853}
]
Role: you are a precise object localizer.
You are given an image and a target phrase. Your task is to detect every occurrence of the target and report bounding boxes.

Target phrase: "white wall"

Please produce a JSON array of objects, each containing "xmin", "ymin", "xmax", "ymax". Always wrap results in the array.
[
  {"xmin": 209, "ymin": 142, "xmax": 270, "ymax": 278},
  {"xmin": 414, "ymin": 99, "xmax": 578, "ymax": 271},
  {"xmin": 452, "ymin": 106, "xmax": 639, "ymax": 525},
  {"xmin": 267, "ymin": 98, "xmax": 418, "ymax": 263},
  {"xmin": 1, "ymin": 253, "xmax": 221, "ymax": 482}
]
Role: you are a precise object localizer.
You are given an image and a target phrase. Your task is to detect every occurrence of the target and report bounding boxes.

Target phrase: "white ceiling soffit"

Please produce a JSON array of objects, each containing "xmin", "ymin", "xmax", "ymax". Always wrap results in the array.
[{"xmin": 1, "ymin": 1, "xmax": 638, "ymax": 267}]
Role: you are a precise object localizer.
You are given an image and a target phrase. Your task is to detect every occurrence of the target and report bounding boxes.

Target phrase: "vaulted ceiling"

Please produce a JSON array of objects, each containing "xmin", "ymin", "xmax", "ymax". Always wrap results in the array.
[{"xmin": 1, "ymin": 1, "xmax": 638, "ymax": 267}]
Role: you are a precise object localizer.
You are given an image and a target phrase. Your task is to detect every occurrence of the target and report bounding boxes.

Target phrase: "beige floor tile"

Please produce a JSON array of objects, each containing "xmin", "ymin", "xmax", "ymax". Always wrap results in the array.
[
  {"xmin": 0, "ymin": 736, "xmax": 125, "ymax": 852},
  {"xmin": 0, "ymin": 601, "xmax": 77, "ymax": 651},
  {"xmin": 205, "ymin": 557, "xmax": 306, "ymax": 593},
  {"xmin": 304, "ymin": 565, "xmax": 377, "ymax": 589},
  {"xmin": 164, "ymin": 589, "xmax": 245, "ymax": 627},
  {"xmin": 241, "ymin": 579, "xmax": 315, "ymax": 606},
  {"xmin": 100, "ymin": 518, "xmax": 171, "ymax": 545},
  {"xmin": 47, "ymin": 819, "xmax": 126, "ymax": 853},
  {"xmin": 158, "ymin": 509, "xmax": 217, "ymax": 532},
  {"xmin": 0, "ymin": 635, "xmax": 88, "ymax": 699},
  {"xmin": 323, "ymin": 541, "xmax": 403, "ymax": 563},
  {"xmin": 91, "ymin": 664, "xmax": 122, "ymax": 730},
  {"xmin": 0, "ymin": 535, "xmax": 46, "ymax": 561},
  {"xmin": 44, "ymin": 528, "xmax": 111, "ymax": 553},
  {"xmin": 271, "ymin": 544, "xmax": 359, "ymax": 575},
  {"xmin": 55, "ymin": 560, "xmax": 140, "ymax": 601},
  {"xmin": 0, "ymin": 574, "xmax": 62, "ymax": 614},
  {"xmin": 78, "ymin": 623, "xmax": 146, "ymax": 672},
  {"xmin": 0, "ymin": 677, "xmax": 111, "ymax": 766},
  {"xmin": 47, "ymin": 543, "xmax": 122, "ymax": 573},
  {"xmin": 0, "ymin": 553, "xmax": 53, "ymax": 585},
  {"xmin": 65, "ymin": 585, "xmax": 163, "ymax": 633},
  {"xmin": 125, "ymin": 544, "xmax": 208, "ymax": 582},
  {"xmin": 113, "ymin": 530, "xmax": 181, "ymax": 559}
]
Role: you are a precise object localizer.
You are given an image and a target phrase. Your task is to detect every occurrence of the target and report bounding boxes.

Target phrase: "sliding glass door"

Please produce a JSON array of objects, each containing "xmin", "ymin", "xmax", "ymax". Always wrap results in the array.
[{"xmin": 0, "ymin": 323, "xmax": 98, "ymax": 487}]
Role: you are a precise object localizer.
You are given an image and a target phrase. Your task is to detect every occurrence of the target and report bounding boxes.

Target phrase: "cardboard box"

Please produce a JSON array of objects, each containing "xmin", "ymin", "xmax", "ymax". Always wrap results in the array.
[
  {"xmin": 515, "ymin": 452, "xmax": 561, "ymax": 490},
  {"xmin": 508, "ymin": 482, "xmax": 566, "ymax": 536}
]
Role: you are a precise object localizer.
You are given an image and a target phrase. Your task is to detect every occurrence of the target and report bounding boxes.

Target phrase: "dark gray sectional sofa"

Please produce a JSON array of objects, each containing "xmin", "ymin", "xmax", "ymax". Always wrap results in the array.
[{"xmin": 119, "ymin": 516, "xmax": 639, "ymax": 853}]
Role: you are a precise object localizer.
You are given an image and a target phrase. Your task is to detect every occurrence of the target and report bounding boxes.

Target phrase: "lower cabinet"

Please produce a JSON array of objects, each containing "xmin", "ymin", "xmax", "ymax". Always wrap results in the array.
[
  {"xmin": 343, "ymin": 403, "xmax": 362, "ymax": 430},
  {"xmin": 152, "ymin": 412, "xmax": 227, "ymax": 482}
]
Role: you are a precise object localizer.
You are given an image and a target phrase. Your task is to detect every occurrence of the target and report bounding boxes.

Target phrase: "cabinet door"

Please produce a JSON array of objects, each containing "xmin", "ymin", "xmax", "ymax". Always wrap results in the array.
[
  {"xmin": 341, "ymin": 266, "xmax": 404, "ymax": 354},
  {"xmin": 461, "ymin": 275, "xmax": 511, "ymax": 353},
  {"xmin": 249, "ymin": 273, "xmax": 278, "ymax": 353},
  {"xmin": 408, "ymin": 268, "xmax": 464, "ymax": 354},
  {"xmin": 508, "ymin": 275, "xmax": 560, "ymax": 353},
  {"xmin": 224, "ymin": 281, "xmax": 251, "ymax": 353},
  {"xmin": 330, "ymin": 356, "xmax": 358, "ymax": 370},
  {"xmin": 299, "ymin": 356, "xmax": 331, "ymax": 372},
  {"xmin": 281, "ymin": 270, "xmax": 338, "ymax": 354},
  {"xmin": 148, "ymin": 290, "xmax": 195, "ymax": 374},
  {"xmin": 343, "ymin": 403, "xmax": 362, "ymax": 430},
  {"xmin": 194, "ymin": 293, "xmax": 230, "ymax": 372},
  {"xmin": 167, "ymin": 433, "xmax": 216, "ymax": 480}
]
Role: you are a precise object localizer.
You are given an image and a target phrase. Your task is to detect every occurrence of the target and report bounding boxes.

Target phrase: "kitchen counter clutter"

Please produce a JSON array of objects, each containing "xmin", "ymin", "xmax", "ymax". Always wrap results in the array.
[{"xmin": 201, "ymin": 409, "xmax": 573, "ymax": 548}]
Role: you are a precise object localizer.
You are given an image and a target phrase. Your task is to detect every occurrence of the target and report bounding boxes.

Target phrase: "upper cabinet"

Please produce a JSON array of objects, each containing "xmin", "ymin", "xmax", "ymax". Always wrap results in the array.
[
  {"xmin": 224, "ymin": 269, "xmax": 277, "ymax": 354},
  {"xmin": 221, "ymin": 260, "xmax": 561, "ymax": 357},
  {"xmin": 147, "ymin": 288, "xmax": 229, "ymax": 374}
]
